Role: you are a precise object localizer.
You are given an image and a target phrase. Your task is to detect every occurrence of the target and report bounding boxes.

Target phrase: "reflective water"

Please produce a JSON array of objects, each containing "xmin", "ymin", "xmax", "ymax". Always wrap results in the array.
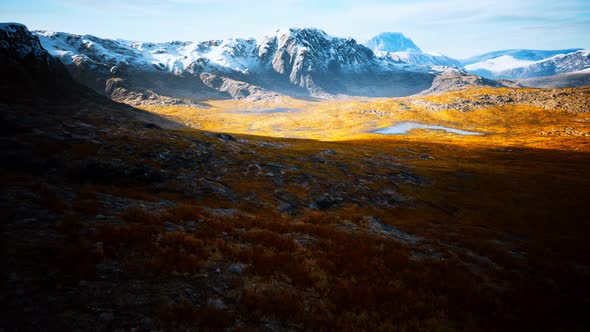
[{"xmin": 373, "ymin": 122, "xmax": 483, "ymax": 135}]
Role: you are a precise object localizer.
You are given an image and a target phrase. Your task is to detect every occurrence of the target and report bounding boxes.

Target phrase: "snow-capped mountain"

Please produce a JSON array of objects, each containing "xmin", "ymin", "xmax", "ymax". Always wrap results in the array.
[
  {"xmin": 364, "ymin": 32, "xmax": 462, "ymax": 69},
  {"xmin": 461, "ymin": 49, "xmax": 583, "ymax": 65},
  {"xmin": 462, "ymin": 49, "xmax": 589, "ymax": 79},
  {"xmin": 377, "ymin": 51, "xmax": 463, "ymax": 69},
  {"xmin": 33, "ymin": 27, "xmax": 444, "ymax": 102},
  {"xmin": 37, "ymin": 31, "xmax": 261, "ymax": 75},
  {"xmin": 364, "ymin": 32, "xmax": 421, "ymax": 53}
]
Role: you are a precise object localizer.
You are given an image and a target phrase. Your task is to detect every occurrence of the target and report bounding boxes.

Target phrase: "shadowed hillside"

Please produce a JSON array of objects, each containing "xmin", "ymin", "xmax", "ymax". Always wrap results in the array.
[{"xmin": 2, "ymin": 22, "xmax": 590, "ymax": 331}]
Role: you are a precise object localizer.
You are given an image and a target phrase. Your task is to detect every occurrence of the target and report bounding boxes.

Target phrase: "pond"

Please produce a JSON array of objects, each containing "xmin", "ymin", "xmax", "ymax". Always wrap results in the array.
[{"xmin": 373, "ymin": 122, "xmax": 483, "ymax": 136}]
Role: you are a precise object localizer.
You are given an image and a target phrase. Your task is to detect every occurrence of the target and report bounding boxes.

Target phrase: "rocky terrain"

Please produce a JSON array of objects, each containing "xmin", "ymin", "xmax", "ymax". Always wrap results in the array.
[
  {"xmin": 2, "ymin": 22, "xmax": 590, "ymax": 331},
  {"xmin": 517, "ymin": 70, "xmax": 590, "ymax": 88},
  {"xmin": 411, "ymin": 86, "xmax": 590, "ymax": 113},
  {"xmin": 415, "ymin": 68, "xmax": 505, "ymax": 95}
]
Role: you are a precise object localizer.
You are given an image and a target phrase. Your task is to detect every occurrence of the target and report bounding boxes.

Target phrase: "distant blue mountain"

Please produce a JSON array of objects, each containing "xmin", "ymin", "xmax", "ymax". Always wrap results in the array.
[
  {"xmin": 364, "ymin": 32, "xmax": 421, "ymax": 53},
  {"xmin": 461, "ymin": 49, "xmax": 583, "ymax": 65},
  {"xmin": 364, "ymin": 32, "xmax": 463, "ymax": 68}
]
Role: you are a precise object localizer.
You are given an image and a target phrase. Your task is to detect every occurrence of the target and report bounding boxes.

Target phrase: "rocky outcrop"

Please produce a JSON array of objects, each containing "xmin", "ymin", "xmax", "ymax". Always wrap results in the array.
[
  {"xmin": 516, "ymin": 71, "xmax": 590, "ymax": 88},
  {"xmin": 417, "ymin": 68, "xmax": 506, "ymax": 95},
  {"xmin": 0, "ymin": 23, "xmax": 74, "ymax": 98}
]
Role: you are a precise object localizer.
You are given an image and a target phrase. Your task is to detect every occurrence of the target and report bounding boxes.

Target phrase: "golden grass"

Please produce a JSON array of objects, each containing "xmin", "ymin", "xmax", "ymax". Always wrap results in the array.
[
  {"xmin": 142, "ymin": 86, "xmax": 590, "ymax": 151},
  {"xmin": 39, "ymin": 86, "xmax": 590, "ymax": 330}
]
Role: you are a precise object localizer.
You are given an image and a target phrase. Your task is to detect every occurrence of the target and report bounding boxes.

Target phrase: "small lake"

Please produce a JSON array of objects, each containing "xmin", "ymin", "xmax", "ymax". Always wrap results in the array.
[{"xmin": 373, "ymin": 122, "xmax": 483, "ymax": 136}]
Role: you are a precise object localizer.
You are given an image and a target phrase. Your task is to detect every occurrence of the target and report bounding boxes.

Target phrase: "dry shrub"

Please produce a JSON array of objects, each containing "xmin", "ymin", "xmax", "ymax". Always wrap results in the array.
[
  {"xmin": 297, "ymin": 209, "xmax": 335, "ymax": 225},
  {"xmin": 240, "ymin": 286, "xmax": 305, "ymax": 322},
  {"xmin": 94, "ymin": 223, "xmax": 158, "ymax": 258},
  {"xmin": 157, "ymin": 299, "xmax": 234, "ymax": 331},
  {"xmin": 121, "ymin": 205, "xmax": 161, "ymax": 224},
  {"xmin": 56, "ymin": 213, "xmax": 85, "ymax": 238},
  {"xmin": 38, "ymin": 184, "xmax": 69, "ymax": 213},
  {"xmin": 97, "ymin": 185, "xmax": 159, "ymax": 201},
  {"xmin": 234, "ymin": 213, "xmax": 292, "ymax": 234},
  {"xmin": 194, "ymin": 219, "xmax": 234, "ymax": 240},
  {"xmin": 162, "ymin": 202, "xmax": 204, "ymax": 222},
  {"xmin": 69, "ymin": 142, "xmax": 99, "ymax": 158},
  {"xmin": 147, "ymin": 232, "xmax": 208, "ymax": 274},
  {"xmin": 58, "ymin": 242, "xmax": 103, "ymax": 278},
  {"xmin": 71, "ymin": 189, "xmax": 101, "ymax": 215},
  {"xmin": 239, "ymin": 229, "xmax": 298, "ymax": 252}
]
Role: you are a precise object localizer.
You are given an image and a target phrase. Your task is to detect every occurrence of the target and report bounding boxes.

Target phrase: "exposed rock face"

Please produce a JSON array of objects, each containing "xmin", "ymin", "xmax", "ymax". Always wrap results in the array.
[
  {"xmin": 516, "ymin": 71, "xmax": 590, "ymax": 88},
  {"xmin": 264, "ymin": 28, "xmax": 376, "ymax": 91},
  {"xmin": 418, "ymin": 68, "xmax": 506, "ymax": 95},
  {"xmin": 0, "ymin": 23, "xmax": 73, "ymax": 98},
  {"xmin": 199, "ymin": 73, "xmax": 282, "ymax": 100}
]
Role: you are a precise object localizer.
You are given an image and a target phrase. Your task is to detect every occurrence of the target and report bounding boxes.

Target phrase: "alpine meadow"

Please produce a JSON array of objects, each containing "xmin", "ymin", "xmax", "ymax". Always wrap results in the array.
[{"xmin": 1, "ymin": 0, "xmax": 590, "ymax": 330}]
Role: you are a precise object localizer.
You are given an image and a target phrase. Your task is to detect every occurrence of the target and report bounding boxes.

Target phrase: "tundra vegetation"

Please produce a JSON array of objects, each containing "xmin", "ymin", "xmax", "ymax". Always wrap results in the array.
[{"xmin": 3, "ymin": 85, "xmax": 589, "ymax": 331}]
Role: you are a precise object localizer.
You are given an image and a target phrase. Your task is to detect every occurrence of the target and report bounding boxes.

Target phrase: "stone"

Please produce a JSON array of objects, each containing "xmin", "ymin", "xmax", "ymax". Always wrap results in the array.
[
  {"xmin": 207, "ymin": 298, "xmax": 226, "ymax": 310},
  {"xmin": 141, "ymin": 317, "xmax": 153, "ymax": 329},
  {"xmin": 228, "ymin": 263, "xmax": 245, "ymax": 274},
  {"xmin": 99, "ymin": 312, "xmax": 114, "ymax": 322}
]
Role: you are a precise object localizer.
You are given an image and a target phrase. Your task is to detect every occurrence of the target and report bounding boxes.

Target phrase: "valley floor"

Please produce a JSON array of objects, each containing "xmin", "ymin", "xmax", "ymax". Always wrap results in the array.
[
  {"xmin": 142, "ymin": 86, "xmax": 590, "ymax": 151},
  {"xmin": 1, "ymin": 87, "xmax": 590, "ymax": 331}
]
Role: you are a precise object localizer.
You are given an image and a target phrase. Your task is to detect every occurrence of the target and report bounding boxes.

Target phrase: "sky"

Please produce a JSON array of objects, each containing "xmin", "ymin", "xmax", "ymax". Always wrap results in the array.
[{"xmin": 1, "ymin": 0, "xmax": 589, "ymax": 58}]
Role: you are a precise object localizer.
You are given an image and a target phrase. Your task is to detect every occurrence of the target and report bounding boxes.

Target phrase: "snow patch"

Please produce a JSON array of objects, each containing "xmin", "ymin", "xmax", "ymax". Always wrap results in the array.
[{"xmin": 465, "ymin": 55, "xmax": 536, "ymax": 73}]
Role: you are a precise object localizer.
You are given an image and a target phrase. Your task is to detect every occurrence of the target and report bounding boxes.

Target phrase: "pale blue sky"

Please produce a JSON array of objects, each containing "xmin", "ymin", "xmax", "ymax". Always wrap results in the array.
[{"xmin": 1, "ymin": 0, "xmax": 589, "ymax": 58}]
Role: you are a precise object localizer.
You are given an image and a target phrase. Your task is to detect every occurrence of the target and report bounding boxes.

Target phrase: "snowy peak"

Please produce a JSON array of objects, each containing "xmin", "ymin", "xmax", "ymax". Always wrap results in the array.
[
  {"xmin": 364, "ymin": 32, "xmax": 421, "ymax": 53},
  {"xmin": 461, "ymin": 48, "xmax": 584, "ymax": 65},
  {"xmin": 276, "ymin": 27, "xmax": 331, "ymax": 45},
  {"xmin": 365, "ymin": 32, "xmax": 462, "ymax": 69},
  {"xmin": 464, "ymin": 49, "xmax": 590, "ymax": 79},
  {"xmin": 257, "ymin": 27, "xmax": 380, "ymax": 91},
  {"xmin": 36, "ymin": 30, "xmax": 260, "ymax": 74},
  {"xmin": 378, "ymin": 51, "xmax": 463, "ymax": 69}
]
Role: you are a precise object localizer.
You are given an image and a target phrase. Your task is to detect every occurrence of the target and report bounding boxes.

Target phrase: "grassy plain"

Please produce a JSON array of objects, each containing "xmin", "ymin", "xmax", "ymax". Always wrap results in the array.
[{"xmin": 143, "ymin": 86, "xmax": 590, "ymax": 151}]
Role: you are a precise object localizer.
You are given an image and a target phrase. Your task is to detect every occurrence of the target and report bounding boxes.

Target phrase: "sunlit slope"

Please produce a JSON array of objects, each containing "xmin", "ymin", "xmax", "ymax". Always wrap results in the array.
[{"xmin": 142, "ymin": 86, "xmax": 590, "ymax": 150}]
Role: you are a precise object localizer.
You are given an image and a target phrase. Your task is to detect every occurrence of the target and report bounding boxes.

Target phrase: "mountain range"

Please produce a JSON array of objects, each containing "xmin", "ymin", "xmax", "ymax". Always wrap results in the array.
[
  {"xmin": 2, "ymin": 23, "xmax": 589, "ymax": 105},
  {"xmin": 462, "ymin": 48, "xmax": 590, "ymax": 79},
  {"xmin": 32, "ymin": 27, "xmax": 436, "ymax": 103}
]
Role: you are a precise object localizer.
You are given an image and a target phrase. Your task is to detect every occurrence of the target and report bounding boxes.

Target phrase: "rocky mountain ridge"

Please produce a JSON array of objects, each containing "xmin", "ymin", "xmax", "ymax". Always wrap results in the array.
[
  {"xmin": 4, "ymin": 23, "xmax": 588, "ymax": 106},
  {"xmin": 0, "ymin": 23, "xmax": 75, "ymax": 98},
  {"xmin": 363, "ymin": 33, "xmax": 589, "ymax": 80},
  {"xmin": 34, "ymin": 27, "xmax": 447, "ymax": 103},
  {"xmin": 465, "ymin": 49, "xmax": 590, "ymax": 79}
]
